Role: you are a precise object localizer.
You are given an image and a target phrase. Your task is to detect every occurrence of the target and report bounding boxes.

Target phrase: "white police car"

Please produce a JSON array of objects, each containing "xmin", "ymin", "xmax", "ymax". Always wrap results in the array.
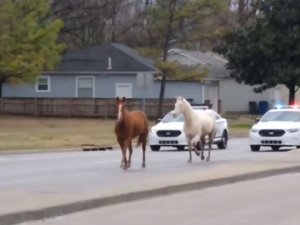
[
  {"xmin": 249, "ymin": 105, "xmax": 300, "ymax": 151},
  {"xmin": 148, "ymin": 106, "xmax": 229, "ymax": 151}
]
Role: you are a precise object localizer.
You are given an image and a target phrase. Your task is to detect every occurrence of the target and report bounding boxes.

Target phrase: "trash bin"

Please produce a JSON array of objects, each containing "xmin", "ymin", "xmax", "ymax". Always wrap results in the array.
[
  {"xmin": 258, "ymin": 101, "xmax": 269, "ymax": 115},
  {"xmin": 248, "ymin": 101, "xmax": 258, "ymax": 114}
]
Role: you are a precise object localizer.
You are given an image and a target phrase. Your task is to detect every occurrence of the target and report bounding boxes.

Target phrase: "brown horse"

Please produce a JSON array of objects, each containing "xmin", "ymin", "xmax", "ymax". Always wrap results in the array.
[{"xmin": 114, "ymin": 97, "xmax": 149, "ymax": 170}]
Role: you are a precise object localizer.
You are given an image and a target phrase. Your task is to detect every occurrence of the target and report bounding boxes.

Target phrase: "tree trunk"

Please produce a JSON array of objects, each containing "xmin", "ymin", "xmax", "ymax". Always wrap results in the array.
[
  {"xmin": 156, "ymin": 0, "xmax": 176, "ymax": 119},
  {"xmin": 111, "ymin": 0, "xmax": 116, "ymax": 42},
  {"xmin": 0, "ymin": 78, "xmax": 3, "ymax": 98},
  {"xmin": 238, "ymin": 0, "xmax": 246, "ymax": 25},
  {"xmin": 157, "ymin": 39, "xmax": 171, "ymax": 118},
  {"xmin": 288, "ymin": 83, "xmax": 296, "ymax": 105},
  {"xmin": 157, "ymin": 72, "xmax": 167, "ymax": 119}
]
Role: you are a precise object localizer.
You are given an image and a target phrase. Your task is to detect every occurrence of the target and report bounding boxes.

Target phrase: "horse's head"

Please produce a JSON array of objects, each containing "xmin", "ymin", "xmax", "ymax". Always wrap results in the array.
[
  {"xmin": 172, "ymin": 96, "xmax": 186, "ymax": 117},
  {"xmin": 116, "ymin": 96, "xmax": 126, "ymax": 121}
]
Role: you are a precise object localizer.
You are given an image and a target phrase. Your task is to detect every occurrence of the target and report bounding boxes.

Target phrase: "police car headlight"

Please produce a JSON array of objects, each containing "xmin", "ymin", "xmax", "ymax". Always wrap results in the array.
[
  {"xmin": 250, "ymin": 128, "xmax": 259, "ymax": 133},
  {"xmin": 287, "ymin": 128, "xmax": 299, "ymax": 133},
  {"xmin": 150, "ymin": 128, "xmax": 158, "ymax": 133}
]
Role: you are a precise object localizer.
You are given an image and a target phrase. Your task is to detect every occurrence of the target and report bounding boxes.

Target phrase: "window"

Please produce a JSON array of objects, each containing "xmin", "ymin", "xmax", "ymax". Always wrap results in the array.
[
  {"xmin": 36, "ymin": 76, "xmax": 50, "ymax": 92},
  {"xmin": 115, "ymin": 83, "xmax": 132, "ymax": 98},
  {"xmin": 76, "ymin": 77, "xmax": 95, "ymax": 98}
]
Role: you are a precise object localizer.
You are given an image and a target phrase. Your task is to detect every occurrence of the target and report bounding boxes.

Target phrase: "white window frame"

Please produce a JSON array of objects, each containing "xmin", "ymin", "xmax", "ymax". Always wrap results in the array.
[
  {"xmin": 115, "ymin": 83, "xmax": 132, "ymax": 98},
  {"xmin": 75, "ymin": 76, "xmax": 95, "ymax": 98},
  {"xmin": 35, "ymin": 76, "xmax": 51, "ymax": 92}
]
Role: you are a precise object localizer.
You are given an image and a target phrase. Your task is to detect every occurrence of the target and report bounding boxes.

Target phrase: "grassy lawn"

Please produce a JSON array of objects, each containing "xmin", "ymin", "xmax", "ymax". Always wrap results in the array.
[{"xmin": 0, "ymin": 115, "xmax": 255, "ymax": 151}]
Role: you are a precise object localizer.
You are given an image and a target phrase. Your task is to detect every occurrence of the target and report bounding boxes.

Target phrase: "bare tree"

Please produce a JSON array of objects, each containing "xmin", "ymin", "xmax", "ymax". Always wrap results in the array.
[
  {"xmin": 230, "ymin": 0, "xmax": 261, "ymax": 25},
  {"xmin": 51, "ymin": 0, "xmax": 149, "ymax": 49}
]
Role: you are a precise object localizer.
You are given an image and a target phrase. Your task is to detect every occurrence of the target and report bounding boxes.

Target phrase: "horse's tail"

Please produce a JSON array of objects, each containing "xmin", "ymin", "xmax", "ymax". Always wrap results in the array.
[
  {"xmin": 136, "ymin": 114, "xmax": 149, "ymax": 148},
  {"xmin": 136, "ymin": 130, "xmax": 149, "ymax": 147},
  {"xmin": 136, "ymin": 135, "xmax": 143, "ymax": 147}
]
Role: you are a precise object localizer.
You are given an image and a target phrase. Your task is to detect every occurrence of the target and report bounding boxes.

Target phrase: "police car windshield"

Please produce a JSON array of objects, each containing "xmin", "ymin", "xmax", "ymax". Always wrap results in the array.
[
  {"xmin": 161, "ymin": 112, "xmax": 184, "ymax": 123},
  {"xmin": 261, "ymin": 111, "xmax": 300, "ymax": 122}
]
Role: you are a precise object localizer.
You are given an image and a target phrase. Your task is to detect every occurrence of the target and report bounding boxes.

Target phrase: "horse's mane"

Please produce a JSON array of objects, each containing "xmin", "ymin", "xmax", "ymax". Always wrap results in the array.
[
  {"xmin": 182, "ymin": 97, "xmax": 193, "ymax": 110},
  {"xmin": 177, "ymin": 96, "xmax": 193, "ymax": 113}
]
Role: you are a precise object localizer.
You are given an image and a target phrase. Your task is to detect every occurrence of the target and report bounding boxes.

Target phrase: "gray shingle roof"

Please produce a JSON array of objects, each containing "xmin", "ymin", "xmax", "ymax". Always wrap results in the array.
[{"xmin": 56, "ymin": 43, "xmax": 159, "ymax": 73}]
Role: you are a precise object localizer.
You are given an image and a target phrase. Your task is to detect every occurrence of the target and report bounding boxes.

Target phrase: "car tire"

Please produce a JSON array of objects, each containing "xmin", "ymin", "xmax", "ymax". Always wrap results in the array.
[
  {"xmin": 150, "ymin": 145, "xmax": 160, "ymax": 151},
  {"xmin": 250, "ymin": 145, "xmax": 260, "ymax": 152},
  {"xmin": 271, "ymin": 146, "xmax": 280, "ymax": 151},
  {"xmin": 176, "ymin": 145, "xmax": 185, "ymax": 150},
  {"xmin": 217, "ymin": 131, "xmax": 228, "ymax": 150}
]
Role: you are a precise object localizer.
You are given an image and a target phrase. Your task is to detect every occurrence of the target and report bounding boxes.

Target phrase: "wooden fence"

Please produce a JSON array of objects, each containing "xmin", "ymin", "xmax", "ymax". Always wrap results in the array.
[{"xmin": 0, "ymin": 98, "xmax": 188, "ymax": 119}]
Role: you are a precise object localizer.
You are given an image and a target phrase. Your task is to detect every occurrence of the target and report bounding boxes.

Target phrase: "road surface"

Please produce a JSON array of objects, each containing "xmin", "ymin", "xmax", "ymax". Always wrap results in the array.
[
  {"xmin": 24, "ymin": 173, "xmax": 300, "ymax": 225},
  {"xmin": 0, "ymin": 137, "xmax": 297, "ymax": 192}
]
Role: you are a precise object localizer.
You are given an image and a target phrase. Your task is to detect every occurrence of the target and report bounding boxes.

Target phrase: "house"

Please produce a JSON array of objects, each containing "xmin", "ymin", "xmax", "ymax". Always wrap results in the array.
[
  {"xmin": 167, "ymin": 48, "xmax": 295, "ymax": 114},
  {"xmin": 2, "ymin": 43, "xmax": 207, "ymax": 111},
  {"xmin": 3, "ymin": 43, "xmax": 293, "ymax": 115}
]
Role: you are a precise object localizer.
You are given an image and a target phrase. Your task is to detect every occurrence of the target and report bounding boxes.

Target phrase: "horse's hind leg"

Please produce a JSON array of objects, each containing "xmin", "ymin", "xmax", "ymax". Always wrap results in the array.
[
  {"xmin": 206, "ymin": 133, "xmax": 213, "ymax": 161},
  {"xmin": 128, "ymin": 142, "xmax": 133, "ymax": 168},
  {"xmin": 200, "ymin": 135, "xmax": 206, "ymax": 161},
  {"xmin": 141, "ymin": 134, "xmax": 147, "ymax": 168},
  {"xmin": 191, "ymin": 135, "xmax": 201, "ymax": 157}
]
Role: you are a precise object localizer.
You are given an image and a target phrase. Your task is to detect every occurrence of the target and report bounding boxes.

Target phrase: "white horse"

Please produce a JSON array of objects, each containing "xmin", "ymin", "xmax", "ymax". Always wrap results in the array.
[{"xmin": 172, "ymin": 96, "xmax": 217, "ymax": 163}]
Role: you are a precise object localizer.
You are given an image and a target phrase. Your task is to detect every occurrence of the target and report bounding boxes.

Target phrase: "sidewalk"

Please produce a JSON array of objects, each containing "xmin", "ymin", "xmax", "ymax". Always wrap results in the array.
[{"xmin": 1, "ymin": 150, "xmax": 300, "ymax": 225}]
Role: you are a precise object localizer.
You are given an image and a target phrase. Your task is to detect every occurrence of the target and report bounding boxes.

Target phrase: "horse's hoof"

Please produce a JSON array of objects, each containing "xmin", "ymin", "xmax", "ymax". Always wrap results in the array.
[
  {"xmin": 201, "ymin": 156, "xmax": 205, "ymax": 160},
  {"xmin": 206, "ymin": 158, "xmax": 210, "ymax": 162},
  {"xmin": 187, "ymin": 159, "xmax": 192, "ymax": 163},
  {"xmin": 195, "ymin": 151, "xmax": 200, "ymax": 156},
  {"xmin": 121, "ymin": 164, "xmax": 128, "ymax": 170},
  {"xmin": 142, "ymin": 164, "xmax": 146, "ymax": 168}
]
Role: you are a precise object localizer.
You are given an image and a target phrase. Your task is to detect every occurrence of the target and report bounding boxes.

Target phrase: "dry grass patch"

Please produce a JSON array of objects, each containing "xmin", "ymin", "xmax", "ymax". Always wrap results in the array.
[
  {"xmin": 0, "ymin": 115, "xmax": 253, "ymax": 151},
  {"xmin": 0, "ymin": 116, "xmax": 118, "ymax": 150},
  {"xmin": 226, "ymin": 114, "xmax": 256, "ymax": 137}
]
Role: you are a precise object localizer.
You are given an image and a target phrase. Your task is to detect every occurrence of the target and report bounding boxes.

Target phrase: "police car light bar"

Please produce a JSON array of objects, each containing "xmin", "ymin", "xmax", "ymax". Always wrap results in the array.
[{"xmin": 274, "ymin": 104, "xmax": 300, "ymax": 109}]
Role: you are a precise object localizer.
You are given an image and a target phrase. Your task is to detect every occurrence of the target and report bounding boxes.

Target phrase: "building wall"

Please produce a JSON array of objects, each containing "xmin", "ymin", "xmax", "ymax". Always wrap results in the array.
[
  {"xmin": 218, "ymin": 79, "xmax": 300, "ymax": 113},
  {"xmin": 203, "ymin": 81, "xmax": 219, "ymax": 112},
  {"xmin": 2, "ymin": 73, "xmax": 204, "ymax": 103},
  {"xmin": 220, "ymin": 79, "xmax": 272, "ymax": 113},
  {"xmin": 2, "ymin": 76, "xmax": 76, "ymax": 98},
  {"xmin": 152, "ymin": 81, "xmax": 203, "ymax": 104},
  {"xmin": 270, "ymin": 84, "xmax": 300, "ymax": 106}
]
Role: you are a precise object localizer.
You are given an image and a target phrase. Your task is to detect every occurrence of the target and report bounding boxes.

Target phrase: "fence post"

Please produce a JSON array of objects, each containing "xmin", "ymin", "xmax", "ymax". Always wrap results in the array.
[
  {"xmin": 0, "ymin": 98, "xmax": 3, "ymax": 115},
  {"xmin": 67, "ymin": 98, "xmax": 71, "ymax": 117},
  {"xmin": 34, "ymin": 98, "xmax": 38, "ymax": 117},
  {"xmin": 104, "ymin": 99, "xmax": 108, "ymax": 119},
  {"xmin": 94, "ymin": 98, "xmax": 97, "ymax": 117}
]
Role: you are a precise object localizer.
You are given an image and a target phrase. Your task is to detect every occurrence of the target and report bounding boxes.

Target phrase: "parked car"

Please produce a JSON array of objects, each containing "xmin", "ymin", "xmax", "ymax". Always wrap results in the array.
[
  {"xmin": 249, "ymin": 105, "xmax": 300, "ymax": 151},
  {"xmin": 148, "ymin": 107, "xmax": 229, "ymax": 151}
]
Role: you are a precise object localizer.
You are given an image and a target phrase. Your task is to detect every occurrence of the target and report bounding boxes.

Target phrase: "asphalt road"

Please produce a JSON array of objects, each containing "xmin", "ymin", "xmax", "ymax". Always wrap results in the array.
[
  {"xmin": 24, "ymin": 173, "xmax": 300, "ymax": 225},
  {"xmin": 0, "ymin": 137, "xmax": 297, "ymax": 193}
]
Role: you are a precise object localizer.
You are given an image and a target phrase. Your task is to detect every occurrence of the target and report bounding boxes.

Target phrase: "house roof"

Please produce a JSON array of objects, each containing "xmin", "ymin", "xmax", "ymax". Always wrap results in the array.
[
  {"xmin": 167, "ymin": 48, "xmax": 229, "ymax": 79},
  {"xmin": 55, "ymin": 43, "xmax": 159, "ymax": 73}
]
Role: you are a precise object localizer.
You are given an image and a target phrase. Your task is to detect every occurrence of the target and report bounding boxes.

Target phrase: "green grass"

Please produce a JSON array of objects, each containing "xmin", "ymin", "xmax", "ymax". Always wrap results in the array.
[
  {"xmin": 227, "ymin": 115, "xmax": 255, "ymax": 137},
  {"xmin": 230, "ymin": 124, "xmax": 252, "ymax": 129}
]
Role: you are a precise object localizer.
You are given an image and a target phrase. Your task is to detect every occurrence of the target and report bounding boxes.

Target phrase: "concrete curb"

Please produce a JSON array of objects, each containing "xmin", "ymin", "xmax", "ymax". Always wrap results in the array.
[{"xmin": 1, "ymin": 165, "xmax": 300, "ymax": 225}]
